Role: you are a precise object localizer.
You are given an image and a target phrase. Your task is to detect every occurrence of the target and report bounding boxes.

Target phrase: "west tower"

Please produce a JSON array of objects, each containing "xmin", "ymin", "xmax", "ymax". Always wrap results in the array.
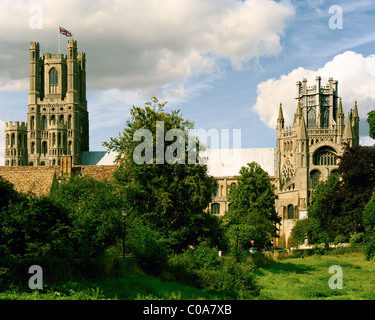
[{"xmin": 5, "ymin": 40, "xmax": 89, "ymax": 166}]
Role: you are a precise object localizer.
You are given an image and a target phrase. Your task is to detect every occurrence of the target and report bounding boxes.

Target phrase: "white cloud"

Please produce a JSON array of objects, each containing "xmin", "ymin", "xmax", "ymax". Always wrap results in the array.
[
  {"xmin": 360, "ymin": 136, "xmax": 375, "ymax": 146},
  {"xmin": 0, "ymin": 120, "xmax": 5, "ymax": 166},
  {"xmin": 0, "ymin": 0, "xmax": 295, "ymax": 97},
  {"xmin": 253, "ymin": 51, "xmax": 375, "ymax": 138}
]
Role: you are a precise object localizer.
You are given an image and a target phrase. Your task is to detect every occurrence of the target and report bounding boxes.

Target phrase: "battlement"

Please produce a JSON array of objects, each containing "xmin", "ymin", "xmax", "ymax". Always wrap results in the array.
[
  {"xmin": 43, "ymin": 53, "xmax": 66, "ymax": 60},
  {"xmin": 5, "ymin": 121, "xmax": 27, "ymax": 130}
]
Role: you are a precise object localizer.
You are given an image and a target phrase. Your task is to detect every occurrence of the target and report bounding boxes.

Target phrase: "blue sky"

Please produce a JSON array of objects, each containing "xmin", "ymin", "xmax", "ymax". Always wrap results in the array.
[{"xmin": 0, "ymin": 0, "xmax": 375, "ymax": 163}]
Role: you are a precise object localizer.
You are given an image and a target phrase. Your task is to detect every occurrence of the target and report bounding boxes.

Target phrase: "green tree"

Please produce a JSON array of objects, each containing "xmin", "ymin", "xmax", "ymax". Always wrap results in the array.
[
  {"xmin": 225, "ymin": 162, "xmax": 280, "ymax": 248},
  {"xmin": 103, "ymin": 97, "xmax": 217, "ymax": 252},
  {"xmin": 362, "ymin": 194, "xmax": 375, "ymax": 260},
  {"xmin": 366, "ymin": 110, "xmax": 375, "ymax": 140},
  {"xmin": 0, "ymin": 196, "xmax": 71, "ymax": 257},
  {"xmin": 49, "ymin": 175, "xmax": 123, "ymax": 258},
  {"xmin": 0, "ymin": 176, "xmax": 22, "ymax": 212}
]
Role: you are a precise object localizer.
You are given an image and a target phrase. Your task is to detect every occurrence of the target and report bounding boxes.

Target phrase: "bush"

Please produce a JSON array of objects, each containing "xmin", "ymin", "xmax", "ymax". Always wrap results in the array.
[
  {"xmin": 127, "ymin": 222, "xmax": 171, "ymax": 275},
  {"xmin": 313, "ymin": 245, "xmax": 325, "ymax": 255},
  {"xmin": 333, "ymin": 234, "xmax": 347, "ymax": 246},
  {"xmin": 182, "ymin": 242, "xmax": 220, "ymax": 269}
]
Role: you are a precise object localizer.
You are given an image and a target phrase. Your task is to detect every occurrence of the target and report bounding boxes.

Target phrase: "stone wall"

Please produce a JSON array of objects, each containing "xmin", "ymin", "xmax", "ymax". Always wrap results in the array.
[{"xmin": 0, "ymin": 163, "xmax": 118, "ymax": 196}]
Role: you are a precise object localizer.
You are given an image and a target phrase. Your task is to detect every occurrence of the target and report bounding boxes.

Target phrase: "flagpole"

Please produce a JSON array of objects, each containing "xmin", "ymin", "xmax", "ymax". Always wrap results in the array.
[{"xmin": 58, "ymin": 26, "xmax": 61, "ymax": 54}]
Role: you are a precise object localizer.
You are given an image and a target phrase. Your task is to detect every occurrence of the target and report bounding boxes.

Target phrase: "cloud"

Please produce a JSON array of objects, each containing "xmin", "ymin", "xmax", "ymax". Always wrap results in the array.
[
  {"xmin": 0, "ymin": 120, "xmax": 4, "ymax": 165},
  {"xmin": 0, "ymin": 0, "xmax": 295, "ymax": 97},
  {"xmin": 253, "ymin": 51, "xmax": 375, "ymax": 138}
]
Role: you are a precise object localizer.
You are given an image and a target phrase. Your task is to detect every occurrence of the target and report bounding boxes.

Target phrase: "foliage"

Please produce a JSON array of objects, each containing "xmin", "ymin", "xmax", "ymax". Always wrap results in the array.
[
  {"xmin": 127, "ymin": 221, "xmax": 171, "ymax": 275},
  {"xmin": 367, "ymin": 110, "xmax": 375, "ymax": 140},
  {"xmin": 49, "ymin": 175, "xmax": 123, "ymax": 258},
  {"xmin": 0, "ymin": 176, "xmax": 22, "ymax": 212},
  {"xmin": 362, "ymin": 194, "xmax": 375, "ymax": 260},
  {"xmin": 103, "ymin": 97, "xmax": 217, "ymax": 252},
  {"xmin": 290, "ymin": 217, "xmax": 321, "ymax": 245},
  {"xmin": 225, "ymin": 162, "xmax": 279, "ymax": 248},
  {"xmin": 0, "ymin": 196, "xmax": 71, "ymax": 258},
  {"xmin": 294, "ymin": 146, "xmax": 375, "ymax": 244}
]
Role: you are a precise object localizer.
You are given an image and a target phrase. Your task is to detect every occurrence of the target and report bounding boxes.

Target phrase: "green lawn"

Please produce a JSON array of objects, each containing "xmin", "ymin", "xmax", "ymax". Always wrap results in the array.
[
  {"xmin": 255, "ymin": 253, "xmax": 375, "ymax": 300},
  {"xmin": 1, "ymin": 253, "xmax": 374, "ymax": 300}
]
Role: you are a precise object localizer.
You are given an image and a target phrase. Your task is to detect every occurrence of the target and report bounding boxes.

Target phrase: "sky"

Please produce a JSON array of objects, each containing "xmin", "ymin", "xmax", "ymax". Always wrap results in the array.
[{"xmin": 0, "ymin": 0, "xmax": 375, "ymax": 165}]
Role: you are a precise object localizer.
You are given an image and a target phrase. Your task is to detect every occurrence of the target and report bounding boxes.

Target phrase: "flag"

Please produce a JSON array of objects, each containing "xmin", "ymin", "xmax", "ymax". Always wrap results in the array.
[{"xmin": 59, "ymin": 26, "xmax": 72, "ymax": 37}]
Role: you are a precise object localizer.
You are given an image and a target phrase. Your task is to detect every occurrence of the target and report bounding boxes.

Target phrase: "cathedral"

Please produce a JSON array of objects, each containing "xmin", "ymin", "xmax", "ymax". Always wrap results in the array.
[
  {"xmin": 275, "ymin": 77, "xmax": 359, "ymax": 246},
  {"xmin": 4, "ymin": 40, "xmax": 89, "ymax": 167},
  {"xmin": 2, "ymin": 41, "xmax": 360, "ymax": 248}
]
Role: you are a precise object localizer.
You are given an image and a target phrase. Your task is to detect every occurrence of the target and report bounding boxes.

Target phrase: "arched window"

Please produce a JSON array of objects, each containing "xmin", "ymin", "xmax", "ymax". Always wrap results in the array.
[
  {"xmin": 307, "ymin": 107, "xmax": 316, "ymax": 128},
  {"xmin": 287, "ymin": 205, "xmax": 294, "ymax": 219},
  {"xmin": 42, "ymin": 116, "xmax": 47, "ymax": 130},
  {"xmin": 68, "ymin": 115, "xmax": 72, "ymax": 128},
  {"xmin": 31, "ymin": 142, "xmax": 35, "ymax": 154},
  {"xmin": 11, "ymin": 133, "xmax": 15, "ymax": 147},
  {"xmin": 310, "ymin": 170, "xmax": 321, "ymax": 189},
  {"xmin": 59, "ymin": 115, "xmax": 64, "ymax": 123},
  {"xmin": 42, "ymin": 141, "xmax": 48, "ymax": 156},
  {"xmin": 313, "ymin": 147, "xmax": 337, "ymax": 166},
  {"xmin": 30, "ymin": 116, "xmax": 35, "ymax": 130},
  {"xmin": 211, "ymin": 203, "xmax": 220, "ymax": 215},
  {"xmin": 49, "ymin": 68, "xmax": 58, "ymax": 93},
  {"xmin": 50, "ymin": 115, "xmax": 56, "ymax": 125},
  {"xmin": 6, "ymin": 134, "xmax": 9, "ymax": 146},
  {"xmin": 321, "ymin": 107, "xmax": 329, "ymax": 128}
]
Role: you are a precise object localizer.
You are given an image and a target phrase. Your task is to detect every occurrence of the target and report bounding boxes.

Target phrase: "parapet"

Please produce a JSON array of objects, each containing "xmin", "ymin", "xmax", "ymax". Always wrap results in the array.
[{"xmin": 5, "ymin": 121, "xmax": 27, "ymax": 130}]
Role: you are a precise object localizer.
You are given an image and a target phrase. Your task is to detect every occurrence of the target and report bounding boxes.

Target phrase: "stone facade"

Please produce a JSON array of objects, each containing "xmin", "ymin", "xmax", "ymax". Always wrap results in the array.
[
  {"xmin": 275, "ymin": 77, "xmax": 359, "ymax": 247},
  {"xmin": 4, "ymin": 40, "xmax": 89, "ymax": 167}
]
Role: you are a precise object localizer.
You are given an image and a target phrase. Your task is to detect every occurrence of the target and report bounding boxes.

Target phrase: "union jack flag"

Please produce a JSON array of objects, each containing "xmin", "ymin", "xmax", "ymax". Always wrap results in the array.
[{"xmin": 59, "ymin": 26, "xmax": 72, "ymax": 37}]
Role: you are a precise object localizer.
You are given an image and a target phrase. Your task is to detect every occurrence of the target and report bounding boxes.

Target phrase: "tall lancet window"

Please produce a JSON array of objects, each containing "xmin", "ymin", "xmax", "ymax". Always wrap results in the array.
[
  {"xmin": 49, "ymin": 68, "xmax": 58, "ymax": 93},
  {"xmin": 321, "ymin": 107, "xmax": 329, "ymax": 128},
  {"xmin": 307, "ymin": 107, "xmax": 316, "ymax": 128}
]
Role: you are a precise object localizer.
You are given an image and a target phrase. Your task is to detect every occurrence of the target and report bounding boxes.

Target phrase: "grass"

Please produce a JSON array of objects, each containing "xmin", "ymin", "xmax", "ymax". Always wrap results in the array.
[
  {"xmin": 255, "ymin": 253, "xmax": 375, "ymax": 300},
  {"xmin": 1, "ymin": 253, "xmax": 374, "ymax": 300}
]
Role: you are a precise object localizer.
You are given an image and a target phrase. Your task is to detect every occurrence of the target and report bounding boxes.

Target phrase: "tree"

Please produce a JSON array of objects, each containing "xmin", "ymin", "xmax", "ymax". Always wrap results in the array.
[
  {"xmin": 103, "ymin": 97, "xmax": 217, "ymax": 252},
  {"xmin": 367, "ymin": 110, "xmax": 375, "ymax": 140},
  {"xmin": 0, "ymin": 176, "xmax": 22, "ymax": 212},
  {"xmin": 49, "ymin": 175, "xmax": 124, "ymax": 258},
  {"xmin": 362, "ymin": 194, "xmax": 375, "ymax": 260},
  {"xmin": 0, "ymin": 196, "xmax": 71, "ymax": 257},
  {"xmin": 225, "ymin": 162, "xmax": 280, "ymax": 248}
]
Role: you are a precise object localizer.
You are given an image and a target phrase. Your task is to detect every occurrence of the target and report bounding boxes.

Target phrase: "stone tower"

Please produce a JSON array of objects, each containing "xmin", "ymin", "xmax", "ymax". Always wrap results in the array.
[
  {"xmin": 276, "ymin": 77, "xmax": 360, "ymax": 247},
  {"xmin": 4, "ymin": 40, "xmax": 89, "ymax": 166}
]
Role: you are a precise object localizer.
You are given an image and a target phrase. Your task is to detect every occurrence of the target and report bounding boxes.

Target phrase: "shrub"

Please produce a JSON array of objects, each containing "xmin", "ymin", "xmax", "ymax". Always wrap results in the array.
[
  {"xmin": 127, "ymin": 222, "xmax": 171, "ymax": 275},
  {"xmin": 182, "ymin": 242, "xmax": 220, "ymax": 269}
]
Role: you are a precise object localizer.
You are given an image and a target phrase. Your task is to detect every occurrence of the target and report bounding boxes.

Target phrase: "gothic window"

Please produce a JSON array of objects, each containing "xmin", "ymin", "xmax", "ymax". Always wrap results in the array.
[
  {"xmin": 68, "ymin": 141, "xmax": 72, "ymax": 155},
  {"xmin": 30, "ymin": 116, "xmax": 35, "ymax": 130},
  {"xmin": 42, "ymin": 116, "xmax": 47, "ymax": 130},
  {"xmin": 313, "ymin": 147, "xmax": 337, "ymax": 166},
  {"xmin": 42, "ymin": 141, "xmax": 48, "ymax": 156},
  {"xmin": 50, "ymin": 115, "xmax": 56, "ymax": 125},
  {"xmin": 68, "ymin": 115, "xmax": 72, "ymax": 128},
  {"xmin": 6, "ymin": 134, "xmax": 9, "ymax": 146},
  {"xmin": 49, "ymin": 68, "xmax": 58, "ymax": 93},
  {"xmin": 18, "ymin": 134, "xmax": 22, "ymax": 146},
  {"xmin": 211, "ymin": 203, "xmax": 220, "ymax": 215},
  {"xmin": 307, "ymin": 107, "xmax": 316, "ymax": 128},
  {"xmin": 282, "ymin": 161, "xmax": 295, "ymax": 184},
  {"xmin": 321, "ymin": 107, "xmax": 329, "ymax": 128},
  {"xmin": 310, "ymin": 170, "xmax": 321, "ymax": 189},
  {"xmin": 11, "ymin": 133, "xmax": 15, "ymax": 147},
  {"xmin": 59, "ymin": 115, "xmax": 64, "ymax": 123},
  {"xmin": 289, "ymin": 205, "xmax": 295, "ymax": 219},
  {"xmin": 31, "ymin": 142, "xmax": 35, "ymax": 154}
]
